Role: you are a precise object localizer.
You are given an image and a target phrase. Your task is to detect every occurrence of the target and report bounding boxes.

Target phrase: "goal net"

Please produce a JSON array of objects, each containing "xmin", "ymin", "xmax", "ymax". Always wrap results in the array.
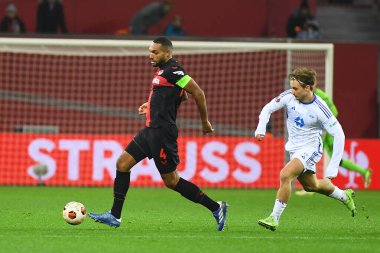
[{"xmin": 0, "ymin": 38, "xmax": 333, "ymax": 187}]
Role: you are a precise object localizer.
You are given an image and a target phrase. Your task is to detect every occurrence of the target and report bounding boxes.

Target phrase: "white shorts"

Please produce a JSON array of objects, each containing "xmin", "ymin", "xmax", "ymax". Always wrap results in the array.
[{"xmin": 289, "ymin": 147, "xmax": 323, "ymax": 174}]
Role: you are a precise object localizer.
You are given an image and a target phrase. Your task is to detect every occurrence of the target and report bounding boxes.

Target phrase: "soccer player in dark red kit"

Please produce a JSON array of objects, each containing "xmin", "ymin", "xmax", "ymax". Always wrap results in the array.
[{"xmin": 89, "ymin": 37, "xmax": 228, "ymax": 231}]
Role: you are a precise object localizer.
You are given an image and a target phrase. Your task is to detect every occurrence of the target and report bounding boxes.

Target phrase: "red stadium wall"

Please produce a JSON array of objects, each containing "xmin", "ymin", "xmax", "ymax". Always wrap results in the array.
[
  {"xmin": 0, "ymin": 0, "xmax": 316, "ymax": 37},
  {"xmin": 333, "ymin": 43, "xmax": 379, "ymax": 138},
  {"xmin": 1, "ymin": 133, "xmax": 378, "ymax": 190}
]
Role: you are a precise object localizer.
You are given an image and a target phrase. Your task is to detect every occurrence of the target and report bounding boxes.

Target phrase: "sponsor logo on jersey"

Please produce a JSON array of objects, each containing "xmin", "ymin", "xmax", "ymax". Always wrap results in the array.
[
  {"xmin": 152, "ymin": 77, "xmax": 160, "ymax": 84},
  {"xmin": 275, "ymin": 97, "xmax": 281, "ymax": 102},
  {"xmin": 295, "ymin": 116, "xmax": 305, "ymax": 127},
  {"xmin": 173, "ymin": 71, "xmax": 185, "ymax": 76}
]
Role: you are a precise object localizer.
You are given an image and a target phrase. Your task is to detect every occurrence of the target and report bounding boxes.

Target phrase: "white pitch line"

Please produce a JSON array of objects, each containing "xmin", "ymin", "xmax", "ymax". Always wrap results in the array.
[{"xmin": 0, "ymin": 234, "xmax": 378, "ymax": 240}]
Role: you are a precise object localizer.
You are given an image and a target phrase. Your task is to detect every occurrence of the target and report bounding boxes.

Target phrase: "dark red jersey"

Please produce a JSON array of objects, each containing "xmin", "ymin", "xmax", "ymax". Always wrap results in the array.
[{"xmin": 146, "ymin": 58, "xmax": 191, "ymax": 128}]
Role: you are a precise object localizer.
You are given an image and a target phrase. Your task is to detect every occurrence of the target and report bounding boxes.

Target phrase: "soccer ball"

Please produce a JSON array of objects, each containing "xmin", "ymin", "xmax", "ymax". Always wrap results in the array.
[{"xmin": 63, "ymin": 201, "xmax": 86, "ymax": 225}]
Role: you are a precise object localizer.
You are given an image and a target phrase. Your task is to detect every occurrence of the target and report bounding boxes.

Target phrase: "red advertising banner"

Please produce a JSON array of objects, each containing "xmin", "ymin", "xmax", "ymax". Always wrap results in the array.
[
  {"xmin": 332, "ymin": 139, "xmax": 379, "ymax": 190},
  {"xmin": 1, "ymin": 134, "xmax": 378, "ymax": 189},
  {"xmin": 0, "ymin": 133, "xmax": 284, "ymax": 188}
]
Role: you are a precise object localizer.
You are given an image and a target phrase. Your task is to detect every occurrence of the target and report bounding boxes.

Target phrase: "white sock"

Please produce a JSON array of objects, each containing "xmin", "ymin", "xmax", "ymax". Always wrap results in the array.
[
  {"xmin": 270, "ymin": 199, "xmax": 287, "ymax": 222},
  {"xmin": 328, "ymin": 186, "xmax": 347, "ymax": 202}
]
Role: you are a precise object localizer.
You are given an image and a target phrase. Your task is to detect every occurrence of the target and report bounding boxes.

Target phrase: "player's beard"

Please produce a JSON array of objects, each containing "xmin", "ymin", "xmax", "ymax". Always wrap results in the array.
[{"xmin": 152, "ymin": 58, "xmax": 167, "ymax": 68}]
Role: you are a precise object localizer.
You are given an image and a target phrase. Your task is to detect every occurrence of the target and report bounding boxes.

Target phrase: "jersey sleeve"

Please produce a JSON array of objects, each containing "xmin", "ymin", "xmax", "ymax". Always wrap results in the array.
[
  {"xmin": 162, "ymin": 65, "xmax": 192, "ymax": 88},
  {"xmin": 323, "ymin": 117, "xmax": 345, "ymax": 178},
  {"xmin": 316, "ymin": 99, "xmax": 345, "ymax": 178},
  {"xmin": 254, "ymin": 90, "xmax": 293, "ymax": 136}
]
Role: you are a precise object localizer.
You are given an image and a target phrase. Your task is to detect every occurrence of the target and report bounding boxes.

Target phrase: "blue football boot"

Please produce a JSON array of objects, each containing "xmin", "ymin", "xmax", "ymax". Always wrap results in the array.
[
  {"xmin": 89, "ymin": 211, "xmax": 121, "ymax": 227},
  {"xmin": 212, "ymin": 201, "xmax": 228, "ymax": 231}
]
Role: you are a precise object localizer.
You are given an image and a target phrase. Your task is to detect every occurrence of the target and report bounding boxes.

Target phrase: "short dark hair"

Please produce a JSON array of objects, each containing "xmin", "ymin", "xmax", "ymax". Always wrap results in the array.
[
  {"xmin": 153, "ymin": 37, "xmax": 173, "ymax": 50},
  {"xmin": 289, "ymin": 68, "xmax": 317, "ymax": 90}
]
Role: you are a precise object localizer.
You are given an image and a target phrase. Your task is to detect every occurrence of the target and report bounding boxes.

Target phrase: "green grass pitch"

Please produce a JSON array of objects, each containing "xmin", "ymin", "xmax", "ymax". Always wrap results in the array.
[{"xmin": 0, "ymin": 187, "xmax": 379, "ymax": 253}]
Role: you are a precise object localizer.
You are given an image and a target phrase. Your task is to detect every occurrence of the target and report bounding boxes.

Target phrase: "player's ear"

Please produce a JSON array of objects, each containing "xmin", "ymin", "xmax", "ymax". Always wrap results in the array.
[{"xmin": 166, "ymin": 48, "xmax": 172, "ymax": 58}]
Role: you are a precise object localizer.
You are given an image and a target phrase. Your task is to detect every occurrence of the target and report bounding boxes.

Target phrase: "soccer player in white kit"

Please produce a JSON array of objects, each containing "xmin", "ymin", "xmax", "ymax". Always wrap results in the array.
[{"xmin": 254, "ymin": 68, "xmax": 357, "ymax": 231}]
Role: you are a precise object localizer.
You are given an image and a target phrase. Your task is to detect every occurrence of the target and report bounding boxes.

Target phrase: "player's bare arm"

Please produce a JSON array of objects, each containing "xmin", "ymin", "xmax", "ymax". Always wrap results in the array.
[
  {"xmin": 183, "ymin": 79, "xmax": 214, "ymax": 134},
  {"xmin": 138, "ymin": 102, "xmax": 148, "ymax": 114}
]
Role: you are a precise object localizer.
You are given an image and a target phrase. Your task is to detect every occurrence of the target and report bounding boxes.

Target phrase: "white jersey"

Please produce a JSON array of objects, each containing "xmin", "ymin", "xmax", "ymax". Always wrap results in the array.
[{"xmin": 254, "ymin": 89, "xmax": 345, "ymax": 178}]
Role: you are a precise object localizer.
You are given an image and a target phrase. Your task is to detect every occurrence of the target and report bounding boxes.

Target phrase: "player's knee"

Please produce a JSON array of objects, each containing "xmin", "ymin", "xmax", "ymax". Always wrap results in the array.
[
  {"xmin": 116, "ymin": 154, "xmax": 133, "ymax": 172},
  {"xmin": 164, "ymin": 178, "xmax": 178, "ymax": 189},
  {"xmin": 161, "ymin": 170, "xmax": 180, "ymax": 189},
  {"xmin": 279, "ymin": 170, "xmax": 292, "ymax": 183},
  {"xmin": 116, "ymin": 158, "xmax": 127, "ymax": 172}
]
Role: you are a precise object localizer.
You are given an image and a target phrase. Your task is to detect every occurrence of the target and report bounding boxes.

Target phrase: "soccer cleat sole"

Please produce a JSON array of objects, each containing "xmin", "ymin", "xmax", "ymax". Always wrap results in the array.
[
  {"xmin": 350, "ymin": 191, "xmax": 357, "ymax": 217},
  {"xmin": 258, "ymin": 221, "xmax": 277, "ymax": 231},
  {"xmin": 363, "ymin": 170, "xmax": 372, "ymax": 189},
  {"xmin": 88, "ymin": 215, "xmax": 120, "ymax": 228}
]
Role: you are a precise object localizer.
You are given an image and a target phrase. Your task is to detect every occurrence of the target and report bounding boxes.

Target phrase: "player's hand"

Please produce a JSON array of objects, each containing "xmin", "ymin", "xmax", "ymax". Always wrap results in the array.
[
  {"xmin": 255, "ymin": 134, "xmax": 264, "ymax": 141},
  {"xmin": 202, "ymin": 120, "xmax": 214, "ymax": 134},
  {"xmin": 181, "ymin": 90, "xmax": 188, "ymax": 102},
  {"xmin": 138, "ymin": 102, "xmax": 148, "ymax": 115}
]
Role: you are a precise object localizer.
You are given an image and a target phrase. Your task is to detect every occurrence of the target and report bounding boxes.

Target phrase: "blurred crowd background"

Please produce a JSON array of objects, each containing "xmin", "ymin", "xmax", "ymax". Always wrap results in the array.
[{"xmin": 0, "ymin": 0, "xmax": 378, "ymax": 39}]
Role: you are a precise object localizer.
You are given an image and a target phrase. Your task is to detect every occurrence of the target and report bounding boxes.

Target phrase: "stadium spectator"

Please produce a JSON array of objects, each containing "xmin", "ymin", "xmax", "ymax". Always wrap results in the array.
[
  {"xmin": 129, "ymin": 1, "xmax": 172, "ymax": 35},
  {"xmin": 164, "ymin": 15, "xmax": 187, "ymax": 36},
  {"xmin": 296, "ymin": 17, "xmax": 321, "ymax": 40},
  {"xmin": 88, "ymin": 37, "xmax": 228, "ymax": 231},
  {"xmin": 254, "ymin": 68, "xmax": 357, "ymax": 231},
  {"xmin": 36, "ymin": 0, "xmax": 68, "ymax": 33},
  {"xmin": 0, "ymin": 4, "xmax": 26, "ymax": 33},
  {"xmin": 286, "ymin": 0, "xmax": 314, "ymax": 38}
]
